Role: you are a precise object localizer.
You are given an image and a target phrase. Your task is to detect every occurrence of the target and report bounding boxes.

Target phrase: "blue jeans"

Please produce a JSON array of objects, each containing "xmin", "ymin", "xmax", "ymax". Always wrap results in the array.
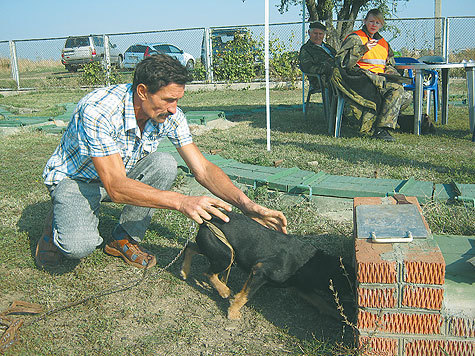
[{"xmin": 47, "ymin": 151, "xmax": 178, "ymax": 259}]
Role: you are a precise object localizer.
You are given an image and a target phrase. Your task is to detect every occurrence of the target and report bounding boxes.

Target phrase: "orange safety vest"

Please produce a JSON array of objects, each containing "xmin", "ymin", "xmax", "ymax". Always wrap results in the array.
[{"xmin": 353, "ymin": 29, "xmax": 389, "ymax": 74}]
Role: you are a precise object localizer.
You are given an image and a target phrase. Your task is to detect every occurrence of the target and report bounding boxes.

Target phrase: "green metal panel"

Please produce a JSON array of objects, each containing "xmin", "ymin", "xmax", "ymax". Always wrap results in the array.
[
  {"xmin": 259, "ymin": 167, "xmax": 302, "ymax": 191},
  {"xmin": 393, "ymin": 177, "xmax": 434, "ymax": 204},
  {"xmin": 270, "ymin": 169, "xmax": 317, "ymax": 192},
  {"xmin": 310, "ymin": 175, "xmax": 402, "ymax": 198},
  {"xmin": 0, "ymin": 119, "xmax": 23, "ymax": 127},
  {"xmin": 221, "ymin": 166, "xmax": 271, "ymax": 186},
  {"xmin": 36, "ymin": 124, "xmax": 66, "ymax": 134},
  {"xmin": 451, "ymin": 181, "xmax": 475, "ymax": 206},
  {"xmin": 433, "ymin": 183, "xmax": 457, "ymax": 202},
  {"xmin": 0, "ymin": 106, "xmax": 11, "ymax": 117},
  {"xmin": 156, "ymin": 139, "xmax": 176, "ymax": 152},
  {"xmin": 201, "ymin": 154, "xmax": 236, "ymax": 167},
  {"xmin": 19, "ymin": 117, "xmax": 52, "ymax": 125},
  {"xmin": 54, "ymin": 103, "xmax": 76, "ymax": 122},
  {"xmin": 289, "ymin": 171, "xmax": 328, "ymax": 195}
]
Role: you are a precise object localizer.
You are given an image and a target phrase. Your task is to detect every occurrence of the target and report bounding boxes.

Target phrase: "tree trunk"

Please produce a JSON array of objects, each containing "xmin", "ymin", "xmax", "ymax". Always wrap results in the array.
[{"xmin": 304, "ymin": 0, "xmax": 371, "ymax": 49}]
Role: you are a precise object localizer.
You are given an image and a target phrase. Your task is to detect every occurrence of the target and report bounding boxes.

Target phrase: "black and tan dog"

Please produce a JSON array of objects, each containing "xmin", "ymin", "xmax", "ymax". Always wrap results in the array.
[{"xmin": 180, "ymin": 211, "xmax": 355, "ymax": 320}]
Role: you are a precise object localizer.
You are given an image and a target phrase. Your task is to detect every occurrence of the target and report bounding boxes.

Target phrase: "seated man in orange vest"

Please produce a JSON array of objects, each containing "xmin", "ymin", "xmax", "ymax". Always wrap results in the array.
[{"xmin": 331, "ymin": 8, "xmax": 405, "ymax": 141}]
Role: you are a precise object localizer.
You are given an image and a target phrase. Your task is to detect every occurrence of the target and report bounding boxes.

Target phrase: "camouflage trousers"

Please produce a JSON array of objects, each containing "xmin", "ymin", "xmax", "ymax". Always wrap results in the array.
[{"xmin": 345, "ymin": 82, "xmax": 410, "ymax": 133}]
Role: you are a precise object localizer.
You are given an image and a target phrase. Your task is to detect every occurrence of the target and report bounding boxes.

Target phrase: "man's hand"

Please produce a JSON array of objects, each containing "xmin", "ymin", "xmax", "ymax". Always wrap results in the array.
[
  {"xmin": 242, "ymin": 204, "xmax": 288, "ymax": 234},
  {"xmin": 177, "ymin": 195, "xmax": 232, "ymax": 225}
]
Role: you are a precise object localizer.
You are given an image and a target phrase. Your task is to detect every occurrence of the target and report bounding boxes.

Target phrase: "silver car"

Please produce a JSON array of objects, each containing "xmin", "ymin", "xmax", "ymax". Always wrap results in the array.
[
  {"xmin": 122, "ymin": 43, "xmax": 195, "ymax": 70},
  {"xmin": 61, "ymin": 35, "xmax": 123, "ymax": 72}
]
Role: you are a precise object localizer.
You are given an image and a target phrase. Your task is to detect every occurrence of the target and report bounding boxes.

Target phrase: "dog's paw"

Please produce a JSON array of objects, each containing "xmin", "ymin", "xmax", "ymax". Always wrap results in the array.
[
  {"xmin": 217, "ymin": 286, "xmax": 231, "ymax": 299},
  {"xmin": 180, "ymin": 269, "xmax": 188, "ymax": 280},
  {"xmin": 227, "ymin": 308, "xmax": 241, "ymax": 320}
]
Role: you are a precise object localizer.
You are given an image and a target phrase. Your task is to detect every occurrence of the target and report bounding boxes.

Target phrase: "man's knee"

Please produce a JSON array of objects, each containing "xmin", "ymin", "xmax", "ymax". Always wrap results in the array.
[
  {"xmin": 54, "ymin": 230, "xmax": 102, "ymax": 259},
  {"xmin": 149, "ymin": 152, "xmax": 178, "ymax": 176},
  {"xmin": 131, "ymin": 152, "xmax": 178, "ymax": 189}
]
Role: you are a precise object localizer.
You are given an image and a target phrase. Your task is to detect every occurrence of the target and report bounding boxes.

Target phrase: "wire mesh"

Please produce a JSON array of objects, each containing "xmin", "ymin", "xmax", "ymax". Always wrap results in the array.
[
  {"xmin": 0, "ymin": 41, "xmax": 13, "ymax": 89},
  {"xmin": 0, "ymin": 17, "xmax": 473, "ymax": 90}
]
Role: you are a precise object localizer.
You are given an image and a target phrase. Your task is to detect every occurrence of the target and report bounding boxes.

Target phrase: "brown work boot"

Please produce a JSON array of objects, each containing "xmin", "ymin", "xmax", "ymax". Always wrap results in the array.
[{"xmin": 35, "ymin": 209, "xmax": 62, "ymax": 268}]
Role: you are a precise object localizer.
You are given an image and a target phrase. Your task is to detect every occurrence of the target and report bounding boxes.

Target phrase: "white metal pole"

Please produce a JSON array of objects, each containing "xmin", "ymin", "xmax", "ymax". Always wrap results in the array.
[
  {"xmin": 9, "ymin": 40, "xmax": 20, "ymax": 90},
  {"xmin": 265, "ymin": 0, "xmax": 271, "ymax": 151},
  {"xmin": 103, "ymin": 35, "xmax": 111, "ymax": 87},
  {"xmin": 205, "ymin": 28, "xmax": 213, "ymax": 82}
]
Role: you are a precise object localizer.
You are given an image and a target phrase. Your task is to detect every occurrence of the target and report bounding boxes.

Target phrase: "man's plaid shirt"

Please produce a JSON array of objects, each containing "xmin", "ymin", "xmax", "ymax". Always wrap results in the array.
[{"xmin": 43, "ymin": 84, "xmax": 192, "ymax": 186}]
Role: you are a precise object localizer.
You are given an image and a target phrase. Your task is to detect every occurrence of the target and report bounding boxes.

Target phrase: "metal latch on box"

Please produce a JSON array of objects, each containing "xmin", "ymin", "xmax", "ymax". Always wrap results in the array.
[{"xmin": 370, "ymin": 231, "xmax": 414, "ymax": 243}]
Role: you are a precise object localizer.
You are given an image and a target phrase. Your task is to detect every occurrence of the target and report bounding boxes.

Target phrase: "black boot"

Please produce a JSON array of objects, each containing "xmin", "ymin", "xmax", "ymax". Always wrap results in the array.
[{"xmin": 373, "ymin": 128, "xmax": 395, "ymax": 142}]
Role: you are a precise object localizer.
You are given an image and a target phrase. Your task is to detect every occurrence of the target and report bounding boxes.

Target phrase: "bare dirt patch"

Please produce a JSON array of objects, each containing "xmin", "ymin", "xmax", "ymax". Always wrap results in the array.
[{"xmin": 189, "ymin": 118, "xmax": 239, "ymax": 136}]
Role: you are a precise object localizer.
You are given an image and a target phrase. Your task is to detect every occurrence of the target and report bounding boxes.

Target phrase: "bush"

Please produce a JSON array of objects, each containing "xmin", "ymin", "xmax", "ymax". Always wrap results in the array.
[
  {"xmin": 268, "ymin": 33, "xmax": 301, "ymax": 82},
  {"xmin": 213, "ymin": 31, "xmax": 262, "ymax": 82},
  {"xmin": 81, "ymin": 62, "xmax": 120, "ymax": 86},
  {"xmin": 190, "ymin": 61, "xmax": 207, "ymax": 81},
  {"xmin": 208, "ymin": 31, "xmax": 301, "ymax": 83}
]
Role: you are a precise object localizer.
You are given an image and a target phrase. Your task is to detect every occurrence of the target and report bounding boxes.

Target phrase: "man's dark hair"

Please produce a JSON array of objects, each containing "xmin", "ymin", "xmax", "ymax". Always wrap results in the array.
[
  {"xmin": 132, "ymin": 54, "xmax": 192, "ymax": 94},
  {"xmin": 309, "ymin": 22, "xmax": 326, "ymax": 31}
]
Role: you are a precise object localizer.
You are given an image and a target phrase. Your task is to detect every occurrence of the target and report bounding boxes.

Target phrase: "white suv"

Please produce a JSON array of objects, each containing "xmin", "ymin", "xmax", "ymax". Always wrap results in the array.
[{"xmin": 61, "ymin": 35, "xmax": 123, "ymax": 72}]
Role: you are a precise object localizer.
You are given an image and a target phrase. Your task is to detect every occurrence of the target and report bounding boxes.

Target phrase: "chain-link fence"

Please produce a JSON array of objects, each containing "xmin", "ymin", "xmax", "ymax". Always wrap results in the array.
[{"xmin": 1, "ymin": 16, "xmax": 473, "ymax": 90}]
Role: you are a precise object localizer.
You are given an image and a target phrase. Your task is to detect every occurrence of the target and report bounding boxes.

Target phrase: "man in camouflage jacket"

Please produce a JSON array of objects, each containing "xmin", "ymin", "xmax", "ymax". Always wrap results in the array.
[{"xmin": 299, "ymin": 22, "xmax": 337, "ymax": 91}]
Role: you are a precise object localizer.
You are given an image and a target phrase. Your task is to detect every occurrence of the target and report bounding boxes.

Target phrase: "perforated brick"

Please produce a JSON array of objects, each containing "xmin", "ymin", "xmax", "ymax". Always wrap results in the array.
[
  {"xmin": 447, "ymin": 317, "xmax": 475, "ymax": 338},
  {"xmin": 404, "ymin": 339, "xmax": 475, "ymax": 356},
  {"xmin": 358, "ymin": 336, "xmax": 398, "ymax": 356},
  {"xmin": 357, "ymin": 310, "xmax": 442, "ymax": 335},
  {"xmin": 355, "ymin": 239, "xmax": 397, "ymax": 284},
  {"xmin": 358, "ymin": 286, "xmax": 397, "ymax": 308},
  {"xmin": 401, "ymin": 286, "xmax": 444, "ymax": 310},
  {"xmin": 403, "ymin": 241, "xmax": 445, "ymax": 285}
]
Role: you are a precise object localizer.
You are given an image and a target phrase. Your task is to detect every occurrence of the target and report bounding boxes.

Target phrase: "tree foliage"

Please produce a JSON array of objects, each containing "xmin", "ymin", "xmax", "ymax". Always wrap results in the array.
[{"xmin": 276, "ymin": 0, "xmax": 408, "ymax": 47}]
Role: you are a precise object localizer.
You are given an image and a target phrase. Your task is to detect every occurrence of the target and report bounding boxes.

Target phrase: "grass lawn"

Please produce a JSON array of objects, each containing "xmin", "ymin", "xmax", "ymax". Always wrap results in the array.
[{"xmin": 0, "ymin": 85, "xmax": 474, "ymax": 355}]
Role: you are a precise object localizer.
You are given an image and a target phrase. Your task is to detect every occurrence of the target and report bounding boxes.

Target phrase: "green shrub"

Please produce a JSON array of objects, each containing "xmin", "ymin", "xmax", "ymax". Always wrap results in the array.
[
  {"xmin": 213, "ymin": 32, "xmax": 262, "ymax": 82},
  {"xmin": 208, "ymin": 31, "xmax": 301, "ymax": 83},
  {"xmin": 190, "ymin": 61, "xmax": 207, "ymax": 81},
  {"xmin": 268, "ymin": 33, "xmax": 301, "ymax": 82},
  {"xmin": 81, "ymin": 62, "xmax": 120, "ymax": 86}
]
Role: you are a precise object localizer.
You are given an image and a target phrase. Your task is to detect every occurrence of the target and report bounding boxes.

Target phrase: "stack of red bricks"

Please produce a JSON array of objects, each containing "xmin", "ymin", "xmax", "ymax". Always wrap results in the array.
[{"xmin": 353, "ymin": 196, "xmax": 475, "ymax": 356}]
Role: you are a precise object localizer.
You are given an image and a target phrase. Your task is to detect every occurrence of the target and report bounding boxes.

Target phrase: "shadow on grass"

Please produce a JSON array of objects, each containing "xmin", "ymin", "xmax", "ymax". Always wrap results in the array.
[
  {"xmin": 186, "ymin": 102, "xmax": 473, "ymax": 143},
  {"xmin": 247, "ymin": 136, "xmax": 475, "ymax": 179},
  {"xmin": 17, "ymin": 200, "xmax": 190, "ymax": 274},
  {"xmin": 18, "ymin": 200, "xmax": 80, "ymax": 274}
]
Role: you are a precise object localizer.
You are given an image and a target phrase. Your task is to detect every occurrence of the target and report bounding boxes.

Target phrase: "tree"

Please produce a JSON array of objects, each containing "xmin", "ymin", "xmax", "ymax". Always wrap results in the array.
[{"xmin": 276, "ymin": 0, "xmax": 408, "ymax": 48}]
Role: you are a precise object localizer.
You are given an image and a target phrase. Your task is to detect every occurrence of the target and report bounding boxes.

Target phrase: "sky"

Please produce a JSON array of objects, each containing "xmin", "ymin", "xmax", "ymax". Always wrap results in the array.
[{"xmin": 1, "ymin": 0, "xmax": 474, "ymax": 41}]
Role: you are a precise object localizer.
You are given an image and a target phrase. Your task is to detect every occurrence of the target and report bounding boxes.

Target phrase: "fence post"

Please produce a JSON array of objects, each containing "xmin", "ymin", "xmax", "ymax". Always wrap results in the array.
[
  {"xmin": 434, "ymin": 0, "xmax": 442, "ymax": 56},
  {"xmin": 204, "ymin": 28, "xmax": 213, "ymax": 83},
  {"xmin": 443, "ymin": 18, "xmax": 449, "ymax": 63},
  {"xmin": 9, "ymin": 40, "xmax": 20, "ymax": 90},
  {"xmin": 103, "ymin": 35, "xmax": 111, "ymax": 87}
]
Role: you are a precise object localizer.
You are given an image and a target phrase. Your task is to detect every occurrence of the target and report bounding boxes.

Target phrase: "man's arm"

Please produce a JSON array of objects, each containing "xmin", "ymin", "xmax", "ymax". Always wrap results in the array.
[
  {"xmin": 335, "ymin": 34, "xmax": 367, "ymax": 69},
  {"xmin": 91, "ymin": 153, "xmax": 233, "ymax": 225},
  {"xmin": 177, "ymin": 143, "xmax": 288, "ymax": 233}
]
